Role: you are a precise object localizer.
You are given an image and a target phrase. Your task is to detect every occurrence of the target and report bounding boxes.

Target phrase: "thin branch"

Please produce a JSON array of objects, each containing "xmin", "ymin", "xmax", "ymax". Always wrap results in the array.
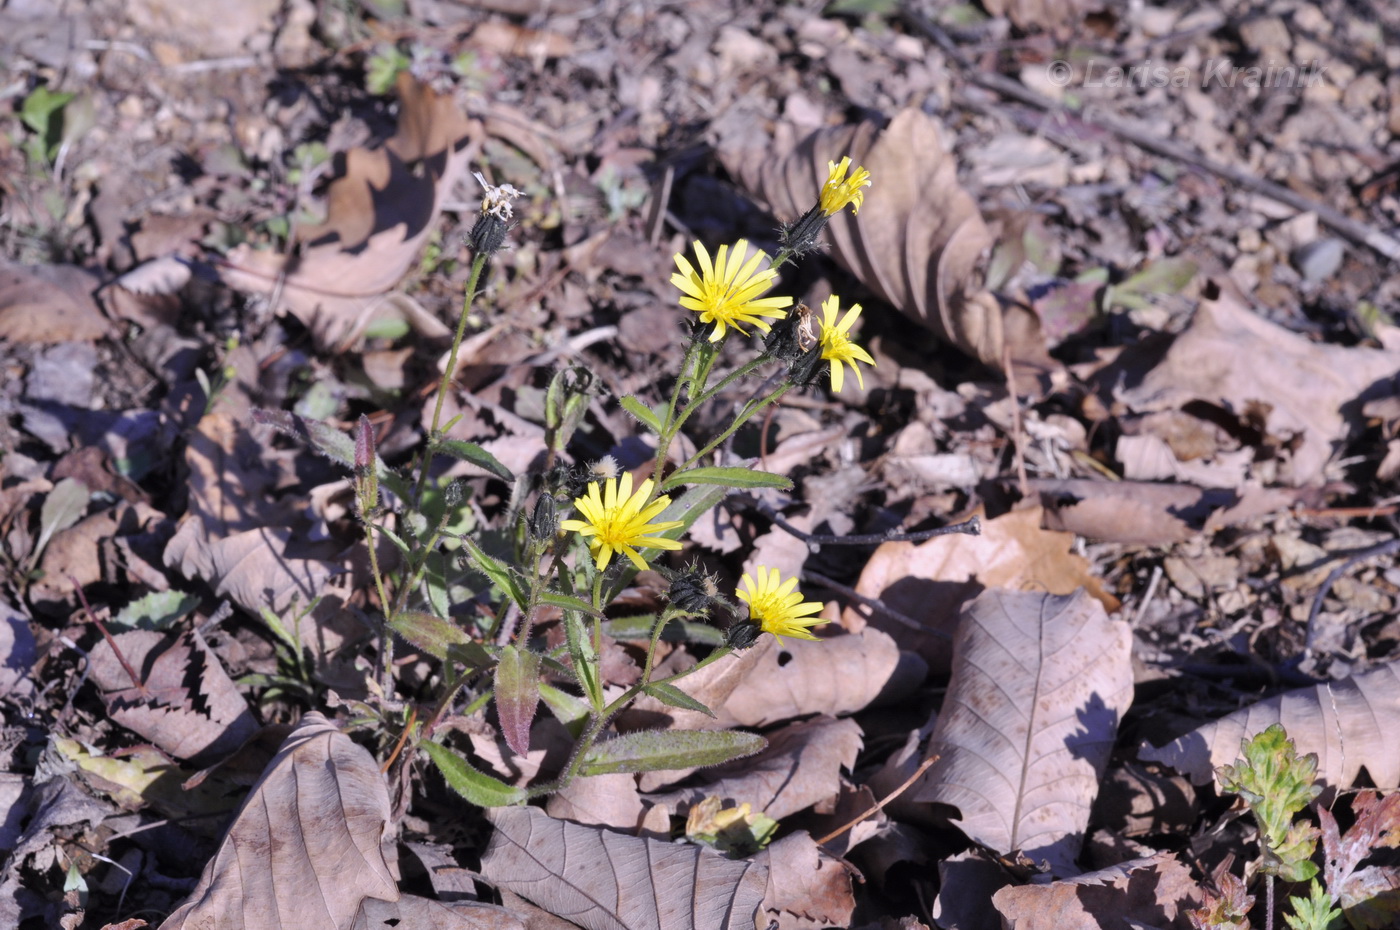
[
  {"xmin": 803, "ymin": 569, "xmax": 949, "ymax": 639},
  {"xmin": 753, "ymin": 496, "xmax": 981, "ymax": 547},
  {"xmin": 903, "ymin": 8, "xmax": 1400, "ymax": 263},
  {"xmin": 815, "ymin": 756, "xmax": 938, "ymax": 846}
]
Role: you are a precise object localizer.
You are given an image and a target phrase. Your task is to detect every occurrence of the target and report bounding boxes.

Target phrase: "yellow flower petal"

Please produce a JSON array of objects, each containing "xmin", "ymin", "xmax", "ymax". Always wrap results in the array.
[
  {"xmin": 671, "ymin": 239, "xmax": 794, "ymax": 341},
  {"xmin": 564, "ymin": 475, "xmax": 685, "ymax": 572},
  {"xmin": 737, "ymin": 565, "xmax": 827, "ymax": 644}
]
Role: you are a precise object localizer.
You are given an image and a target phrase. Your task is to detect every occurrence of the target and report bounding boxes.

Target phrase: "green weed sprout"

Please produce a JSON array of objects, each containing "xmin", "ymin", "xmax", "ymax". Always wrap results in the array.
[
  {"xmin": 1214, "ymin": 724, "xmax": 1327, "ymax": 930},
  {"xmin": 333, "ymin": 159, "xmax": 878, "ymax": 805},
  {"xmin": 1217, "ymin": 724, "xmax": 1323, "ymax": 883}
]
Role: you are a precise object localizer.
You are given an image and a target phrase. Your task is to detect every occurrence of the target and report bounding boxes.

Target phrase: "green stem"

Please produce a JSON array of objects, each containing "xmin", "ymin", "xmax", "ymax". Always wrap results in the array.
[
  {"xmin": 416, "ymin": 253, "xmax": 488, "ymax": 503},
  {"xmin": 678, "ymin": 382, "xmax": 792, "ymax": 473},
  {"xmin": 364, "ymin": 521, "xmax": 394, "ymax": 693}
]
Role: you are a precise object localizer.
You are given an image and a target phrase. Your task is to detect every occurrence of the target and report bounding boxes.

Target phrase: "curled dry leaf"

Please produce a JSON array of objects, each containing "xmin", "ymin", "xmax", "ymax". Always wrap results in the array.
[
  {"xmin": 159, "ymin": 713, "xmax": 399, "ymax": 930},
  {"xmin": 217, "ymin": 73, "xmax": 480, "ymax": 349},
  {"xmin": 88, "ymin": 628, "xmax": 258, "ymax": 763},
  {"xmin": 1111, "ymin": 286, "xmax": 1400, "ymax": 486},
  {"xmin": 1138, "ymin": 658, "xmax": 1400, "ymax": 791},
  {"xmin": 915, "ymin": 589, "xmax": 1133, "ymax": 874},
  {"xmin": 990, "ymin": 852, "xmax": 1201, "ymax": 929},
  {"xmin": 649, "ymin": 716, "xmax": 862, "ymax": 822},
  {"xmin": 753, "ymin": 832, "xmax": 858, "ymax": 930},
  {"xmin": 845, "ymin": 507, "xmax": 1118, "ymax": 672},
  {"xmin": 715, "ymin": 109, "xmax": 1048, "ymax": 371},
  {"xmin": 480, "ymin": 805, "xmax": 768, "ymax": 930}
]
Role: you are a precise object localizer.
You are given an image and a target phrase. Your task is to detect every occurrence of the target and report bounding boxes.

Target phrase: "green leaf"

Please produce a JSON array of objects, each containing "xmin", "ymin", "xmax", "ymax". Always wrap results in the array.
[
  {"xmin": 538, "ymin": 682, "xmax": 590, "ymax": 737},
  {"xmin": 642, "ymin": 682, "xmax": 714, "ymax": 717},
  {"xmin": 1109, "ymin": 257, "xmax": 1198, "ymax": 311},
  {"xmin": 579, "ymin": 729, "xmax": 765, "ymax": 776},
  {"xmin": 619, "ymin": 395, "xmax": 665, "ymax": 434},
  {"xmin": 564, "ymin": 611, "xmax": 602, "ymax": 709},
  {"xmin": 495, "ymin": 645, "xmax": 542, "ymax": 757},
  {"xmin": 662, "ymin": 466, "xmax": 792, "ymax": 492},
  {"xmin": 538, "ymin": 590, "xmax": 601, "ymax": 617},
  {"xmin": 389, "ymin": 610, "xmax": 470, "ymax": 661},
  {"xmin": 544, "ymin": 367, "xmax": 593, "ymax": 454},
  {"xmin": 603, "ymin": 481, "xmax": 731, "ymax": 603},
  {"xmin": 446, "ymin": 640, "xmax": 497, "ymax": 672},
  {"xmin": 34, "ymin": 477, "xmax": 89, "ymax": 564},
  {"xmin": 430, "ymin": 437, "xmax": 513, "ymax": 482},
  {"xmin": 461, "ymin": 537, "xmax": 529, "ymax": 610},
  {"xmin": 112, "ymin": 590, "xmax": 200, "ymax": 631},
  {"xmin": 421, "ymin": 740, "xmax": 527, "ymax": 807},
  {"xmin": 1283, "ymin": 879, "xmax": 1341, "ymax": 930},
  {"xmin": 604, "ymin": 615, "xmax": 725, "ymax": 647},
  {"xmin": 251, "ymin": 408, "xmax": 412, "ymax": 502}
]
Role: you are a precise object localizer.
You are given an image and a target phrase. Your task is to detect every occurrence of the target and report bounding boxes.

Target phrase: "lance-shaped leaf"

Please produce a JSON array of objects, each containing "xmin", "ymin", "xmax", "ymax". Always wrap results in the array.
[
  {"xmin": 661, "ymin": 467, "xmax": 792, "ymax": 493},
  {"xmin": 915, "ymin": 588, "xmax": 1133, "ymax": 874},
  {"xmin": 619, "ymin": 394, "xmax": 665, "ymax": 434},
  {"xmin": 496, "ymin": 645, "xmax": 542, "ymax": 757},
  {"xmin": 389, "ymin": 610, "xmax": 470, "ymax": 661},
  {"xmin": 565, "ymin": 610, "xmax": 603, "ymax": 709},
  {"xmin": 580, "ymin": 729, "xmax": 765, "ymax": 776},
  {"xmin": 422, "ymin": 739, "xmax": 528, "ymax": 808},
  {"xmin": 462, "ymin": 537, "xmax": 529, "ymax": 610},
  {"xmin": 480, "ymin": 806, "xmax": 767, "ymax": 930},
  {"xmin": 252, "ymin": 408, "xmax": 411, "ymax": 501},
  {"xmin": 430, "ymin": 436, "xmax": 513, "ymax": 482}
]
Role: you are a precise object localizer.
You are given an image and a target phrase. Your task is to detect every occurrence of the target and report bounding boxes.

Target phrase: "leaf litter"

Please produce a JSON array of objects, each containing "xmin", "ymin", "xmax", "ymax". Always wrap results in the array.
[{"xmin": 6, "ymin": 1, "xmax": 1400, "ymax": 929}]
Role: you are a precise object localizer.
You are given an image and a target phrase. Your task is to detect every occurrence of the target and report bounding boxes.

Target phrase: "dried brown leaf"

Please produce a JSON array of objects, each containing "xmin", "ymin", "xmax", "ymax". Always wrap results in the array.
[
  {"xmin": 480, "ymin": 806, "xmax": 767, "ymax": 930},
  {"xmin": 0, "ymin": 263, "xmax": 111, "ymax": 343},
  {"xmin": 752, "ymin": 832, "xmax": 858, "ymax": 930},
  {"xmin": 991, "ymin": 853, "xmax": 1201, "ymax": 930},
  {"xmin": 545, "ymin": 772, "xmax": 648, "ymax": 834},
  {"xmin": 217, "ymin": 74, "xmax": 481, "ymax": 349},
  {"xmin": 649, "ymin": 716, "xmax": 862, "ymax": 821},
  {"xmin": 88, "ymin": 629, "xmax": 258, "ymax": 763},
  {"xmin": 915, "ymin": 589, "xmax": 1133, "ymax": 873},
  {"xmin": 715, "ymin": 628, "xmax": 912, "ymax": 729},
  {"xmin": 1138, "ymin": 658, "xmax": 1400, "ymax": 791},
  {"xmin": 1034, "ymin": 477, "xmax": 1323, "ymax": 545},
  {"xmin": 1113, "ymin": 287, "xmax": 1400, "ymax": 486},
  {"xmin": 158, "ymin": 713, "xmax": 399, "ymax": 930},
  {"xmin": 1321, "ymin": 792, "xmax": 1400, "ymax": 929},
  {"xmin": 354, "ymin": 895, "xmax": 526, "ymax": 930},
  {"xmin": 846, "ymin": 507, "xmax": 1118, "ymax": 671},
  {"xmin": 716, "ymin": 110, "xmax": 1051, "ymax": 371},
  {"xmin": 163, "ymin": 517, "xmax": 346, "ymax": 618}
]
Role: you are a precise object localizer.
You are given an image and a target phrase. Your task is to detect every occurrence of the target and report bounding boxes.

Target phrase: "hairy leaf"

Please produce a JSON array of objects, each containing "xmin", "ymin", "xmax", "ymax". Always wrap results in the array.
[{"xmin": 580, "ymin": 729, "xmax": 766, "ymax": 776}]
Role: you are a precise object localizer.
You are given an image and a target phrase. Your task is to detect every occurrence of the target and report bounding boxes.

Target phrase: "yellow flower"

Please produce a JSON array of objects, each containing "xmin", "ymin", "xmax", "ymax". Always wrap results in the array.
[
  {"xmin": 819, "ymin": 157, "xmax": 872, "ymax": 217},
  {"xmin": 818, "ymin": 295, "xmax": 876, "ymax": 392},
  {"xmin": 561, "ymin": 473, "xmax": 684, "ymax": 571},
  {"xmin": 736, "ymin": 566, "xmax": 826, "ymax": 643},
  {"xmin": 671, "ymin": 240, "xmax": 794, "ymax": 342}
]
